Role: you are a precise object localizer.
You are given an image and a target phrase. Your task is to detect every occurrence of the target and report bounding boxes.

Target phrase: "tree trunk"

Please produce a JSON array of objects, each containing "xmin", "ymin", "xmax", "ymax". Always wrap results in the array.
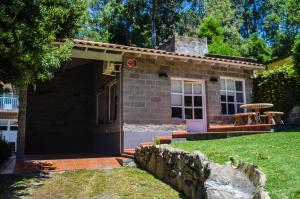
[
  {"xmin": 151, "ymin": 0, "xmax": 157, "ymax": 48},
  {"xmin": 16, "ymin": 85, "xmax": 28, "ymax": 159}
]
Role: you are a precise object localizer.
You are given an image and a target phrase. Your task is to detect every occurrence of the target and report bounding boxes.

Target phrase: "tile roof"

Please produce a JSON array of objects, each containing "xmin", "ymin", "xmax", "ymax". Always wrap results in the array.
[{"xmin": 72, "ymin": 39, "xmax": 264, "ymax": 68}]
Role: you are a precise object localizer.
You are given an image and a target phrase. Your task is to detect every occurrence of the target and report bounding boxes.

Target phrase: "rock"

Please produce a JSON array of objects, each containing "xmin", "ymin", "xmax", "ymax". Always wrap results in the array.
[
  {"xmin": 134, "ymin": 145, "xmax": 269, "ymax": 199},
  {"xmin": 238, "ymin": 162, "xmax": 266, "ymax": 187},
  {"xmin": 253, "ymin": 187, "xmax": 271, "ymax": 199}
]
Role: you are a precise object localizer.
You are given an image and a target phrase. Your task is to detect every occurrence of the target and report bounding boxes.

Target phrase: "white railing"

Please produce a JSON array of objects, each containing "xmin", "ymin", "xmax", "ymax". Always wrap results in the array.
[{"xmin": 0, "ymin": 95, "xmax": 19, "ymax": 111}]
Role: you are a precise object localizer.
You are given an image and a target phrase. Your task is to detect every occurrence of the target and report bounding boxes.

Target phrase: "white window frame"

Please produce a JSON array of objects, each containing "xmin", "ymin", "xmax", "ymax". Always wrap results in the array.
[
  {"xmin": 171, "ymin": 78, "xmax": 205, "ymax": 120},
  {"xmin": 220, "ymin": 76, "xmax": 246, "ymax": 115}
]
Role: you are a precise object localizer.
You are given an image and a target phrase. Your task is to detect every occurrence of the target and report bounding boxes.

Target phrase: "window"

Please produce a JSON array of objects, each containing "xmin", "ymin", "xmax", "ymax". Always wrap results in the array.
[
  {"xmin": 220, "ymin": 78, "xmax": 245, "ymax": 115},
  {"xmin": 0, "ymin": 120, "xmax": 8, "ymax": 131},
  {"xmin": 171, "ymin": 79, "xmax": 203, "ymax": 120}
]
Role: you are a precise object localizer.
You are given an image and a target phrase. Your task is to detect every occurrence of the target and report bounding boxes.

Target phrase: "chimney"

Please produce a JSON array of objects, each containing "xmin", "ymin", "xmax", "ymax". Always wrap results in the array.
[{"xmin": 158, "ymin": 34, "xmax": 208, "ymax": 56}]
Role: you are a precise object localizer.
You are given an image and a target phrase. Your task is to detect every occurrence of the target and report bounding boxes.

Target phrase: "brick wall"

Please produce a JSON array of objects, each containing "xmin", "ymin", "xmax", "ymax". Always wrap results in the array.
[{"xmin": 122, "ymin": 54, "xmax": 253, "ymax": 147}]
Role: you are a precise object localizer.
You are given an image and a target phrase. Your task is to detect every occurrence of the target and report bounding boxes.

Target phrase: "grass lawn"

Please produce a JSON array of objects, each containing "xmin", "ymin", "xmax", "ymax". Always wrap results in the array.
[
  {"xmin": 172, "ymin": 132, "xmax": 300, "ymax": 199},
  {"xmin": 0, "ymin": 167, "xmax": 181, "ymax": 199}
]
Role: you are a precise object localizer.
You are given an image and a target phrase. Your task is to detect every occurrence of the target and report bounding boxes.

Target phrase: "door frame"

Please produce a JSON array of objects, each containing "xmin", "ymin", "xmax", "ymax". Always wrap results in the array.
[{"xmin": 171, "ymin": 77, "xmax": 207, "ymax": 132}]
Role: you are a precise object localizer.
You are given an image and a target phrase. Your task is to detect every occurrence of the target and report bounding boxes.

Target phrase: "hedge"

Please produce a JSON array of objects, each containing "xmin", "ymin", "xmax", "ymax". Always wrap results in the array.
[
  {"xmin": 253, "ymin": 61, "xmax": 300, "ymax": 121},
  {"xmin": 0, "ymin": 135, "xmax": 10, "ymax": 164}
]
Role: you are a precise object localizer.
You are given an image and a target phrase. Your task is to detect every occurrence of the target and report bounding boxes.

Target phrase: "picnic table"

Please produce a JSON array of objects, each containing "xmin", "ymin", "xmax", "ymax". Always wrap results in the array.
[
  {"xmin": 240, "ymin": 103, "xmax": 273, "ymax": 124},
  {"xmin": 264, "ymin": 111, "xmax": 284, "ymax": 125}
]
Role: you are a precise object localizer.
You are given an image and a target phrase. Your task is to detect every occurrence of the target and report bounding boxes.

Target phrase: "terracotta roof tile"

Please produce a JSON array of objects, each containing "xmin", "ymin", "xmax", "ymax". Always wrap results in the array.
[{"xmin": 72, "ymin": 39, "xmax": 264, "ymax": 68}]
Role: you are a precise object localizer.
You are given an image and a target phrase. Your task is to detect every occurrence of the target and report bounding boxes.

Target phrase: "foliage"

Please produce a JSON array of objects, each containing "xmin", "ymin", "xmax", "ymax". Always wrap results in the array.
[
  {"xmin": 253, "ymin": 57, "xmax": 300, "ymax": 117},
  {"xmin": 172, "ymin": 132, "xmax": 300, "ymax": 199},
  {"xmin": 0, "ymin": 168, "xmax": 181, "ymax": 198},
  {"xmin": 0, "ymin": 135, "xmax": 10, "ymax": 164},
  {"xmin": 0, "ymin": 0, "xmax": 87, "ymax": 85},
  {"xmin": 196, "ymin": 17, "xmax": 241, "ymax": 56},
  {"xmin": 196, "ymin": 17, "xmax": 224, "ymax": 44},
  {"xmin": 292, "ymin": 34, "xmax": 300, "ymax": 73},
  {"xmin": 208, "ymin": 37, "xmax": 241, "ymax": 56},
  {"xmin": 241, "ymin": 33, "xmax": 272, "ymax": 62}
]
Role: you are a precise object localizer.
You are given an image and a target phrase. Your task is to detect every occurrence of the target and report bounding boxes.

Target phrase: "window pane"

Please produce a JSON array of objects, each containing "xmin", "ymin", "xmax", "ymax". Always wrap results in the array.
[
  {"xmin": 171, "ymin": 80, "xmax": 182, "ymax": 93},
  {"xmin": 0, "ymin": 126, "xmax": 7, "ymax": 131},
  {"xmin": 236, "ymin": 93, "xmax": 244, "ymax": 103},
  {"xmin": 237, "ymin": 104, "xmax": 244, "ymax": 113},
  {"xmin": 172, "ymin": 107, "xmax": 182, "ymax": 119},
  {"xmin": 171, "ymin": 94, "xmax": 182, "ymax": 106},
  {"xmin": 184, "ymin": 83, "xmax": 192, "ymax": 94},
  {"xmin": 221, "ymin": 103, "xmax": 227, "ymax": 114},
  {"xmin": 185, "ymin": 108, "xmax": 193, "ymax": 119},
  {"xmin": 0, "ymin": 120, "xmax": 8, "ymax": 126},
  {"xmin": 220, "ymin": 79, "xmax": 226, "ymax": 90},
  {"xmin": 227, "ymin": 92, "xmax": 235, "ymax": 102},
  {"xmin": 10, "ymin": 126, "xmax": 18, "ymax": 131},
  {"xmin": 227, "ymin": 80, "xmax": 235, "ymax": 91},
  {"xmin": 194, "ymin": 109, "xmax": 203, "ymax": 119},
  {"xmin": 194, "ymin": 96, "xmax": 202, "ymax": 107},
  {"xmin": 228, "ymin": 104, "xmax": 235, "ymax": 114},
  {"xmin": 193, "ymin": 84, "xmax": 202, "ymax": 94},
  {"xmin": 235, "ymin": 81, "xmax": 243, "ymax": 91},
  {"xmin": 184, "ymin": 96, "xmax": 192, "ymax": 106},
  {"xmin": 220, "ymin": 91, "xmax": 226, "ymax": 102}
]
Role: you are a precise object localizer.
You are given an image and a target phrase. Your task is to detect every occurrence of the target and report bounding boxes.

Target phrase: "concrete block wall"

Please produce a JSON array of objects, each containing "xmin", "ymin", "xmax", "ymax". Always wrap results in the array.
[{"xmin": 122, "ymin": 54, "xmax": 253, "ymax": 148}]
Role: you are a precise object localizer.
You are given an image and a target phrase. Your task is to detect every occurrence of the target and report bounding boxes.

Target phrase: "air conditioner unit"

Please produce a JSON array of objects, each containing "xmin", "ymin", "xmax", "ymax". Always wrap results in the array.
[{"xmin": 102, "ymin": 61, "xmax": 122, "ymax": 76}]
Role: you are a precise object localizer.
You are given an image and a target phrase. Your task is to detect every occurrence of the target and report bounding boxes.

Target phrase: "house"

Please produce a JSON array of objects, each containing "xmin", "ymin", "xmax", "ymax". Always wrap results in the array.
[
  {"xmin": 23, "ymin": 35, "xmax": 264, "ymax": 155},
  {"xmin": 0, "ymin": 82, "xmax": 19, "ymax": 151}
]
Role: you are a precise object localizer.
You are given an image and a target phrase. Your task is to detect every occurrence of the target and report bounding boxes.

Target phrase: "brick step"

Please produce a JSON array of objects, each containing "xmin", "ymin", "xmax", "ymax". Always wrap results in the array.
[
  {"xmin": 140, "ymin": 142, "xmax": 153, "ymax": 147},
  {"xmin": 156, "ymin": 136, "xmax": 172, "ymax": 144},
  {"xmin": 172, "ymin": 131, "xmax": 188, "ymax": 138},
  {"xmin": 208, "ymin": 124, "xmax": 272, "ymax": 132}
]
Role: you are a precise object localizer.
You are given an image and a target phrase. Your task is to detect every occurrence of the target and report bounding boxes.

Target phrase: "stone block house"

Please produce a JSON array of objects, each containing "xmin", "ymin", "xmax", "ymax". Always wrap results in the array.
[{"xmin": 24, "ymin": 35, "xmax": 264, "ymax": 155}]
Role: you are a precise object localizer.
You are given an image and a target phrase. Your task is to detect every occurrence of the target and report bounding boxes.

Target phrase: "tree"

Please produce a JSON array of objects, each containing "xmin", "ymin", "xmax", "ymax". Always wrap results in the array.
[
  {"xmin": 0, "ymin": 0, "xmax": 87, "ymax": 158},
  {"xmin": 196, "ymin": 17, "xmax": 241, "ymax": 56},
  {"xmin": 241, "ymin": 33, "xmax": 272, "ymax": 62},
  {"xmin": 292, "ymin": 34, "xmax": 300, "ymax": 73}
]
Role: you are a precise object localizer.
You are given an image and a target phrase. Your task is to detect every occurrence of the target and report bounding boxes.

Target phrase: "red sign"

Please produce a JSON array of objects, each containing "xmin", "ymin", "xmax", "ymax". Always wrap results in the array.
[{"xmin": 127, "ymin": 59, "xmax": 136, "ymax": 68}]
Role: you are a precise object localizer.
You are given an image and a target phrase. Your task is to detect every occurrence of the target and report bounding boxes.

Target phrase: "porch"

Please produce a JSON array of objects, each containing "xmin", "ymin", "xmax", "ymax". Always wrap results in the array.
[{"xmin": 0, "ymin": 153, "xmax": 132, "ymax": 174}]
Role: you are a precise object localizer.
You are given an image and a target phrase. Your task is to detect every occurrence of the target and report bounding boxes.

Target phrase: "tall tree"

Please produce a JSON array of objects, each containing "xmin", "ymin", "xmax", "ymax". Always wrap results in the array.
[{"xmin": 0, "ymin": 0, "xmax": 87, "ymax": 158}]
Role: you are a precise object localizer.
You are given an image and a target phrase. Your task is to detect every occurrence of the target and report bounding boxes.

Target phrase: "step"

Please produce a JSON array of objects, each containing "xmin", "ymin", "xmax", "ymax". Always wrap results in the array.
[
  {"xmin": 140, "ymin": 142, "xmax": 153, "ymax": 147},
  {"xmin": 156, "ymin": 136, "xmax": 172, "ymax": 144},
  {"xmin": 172, "ymin": 131, "xmax": 188, "ymax": 138},
  {"xmin": 209, "ymin": 124, "xmax": 272, "ymax": 132}
]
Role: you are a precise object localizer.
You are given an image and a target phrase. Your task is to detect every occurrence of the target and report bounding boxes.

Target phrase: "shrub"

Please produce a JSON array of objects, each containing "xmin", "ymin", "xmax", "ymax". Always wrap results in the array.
[
  {"xmin": 0, "ymin": 135, "xmax": 11, "ymax": 164},
  {"xmin": 253, "ymin": 58, "xmax": 300, "ymax": 120}
]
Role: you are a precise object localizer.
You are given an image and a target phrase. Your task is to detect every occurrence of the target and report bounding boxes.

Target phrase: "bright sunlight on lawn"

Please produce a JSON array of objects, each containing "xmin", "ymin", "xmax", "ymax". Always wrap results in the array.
[
  {"xmin": 0, "ymin": 167, "xmax": 181, "ymax": 199},
  {"xmin": 172, "ymin": 132, "xmax": 300, "ymax": 199}
]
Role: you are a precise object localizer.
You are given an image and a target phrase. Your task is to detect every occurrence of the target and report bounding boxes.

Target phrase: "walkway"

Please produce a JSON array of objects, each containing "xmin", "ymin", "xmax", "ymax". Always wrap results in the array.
[{"xmin": 0, "ymin": 153, "xmax": 124, "ymax": 174}]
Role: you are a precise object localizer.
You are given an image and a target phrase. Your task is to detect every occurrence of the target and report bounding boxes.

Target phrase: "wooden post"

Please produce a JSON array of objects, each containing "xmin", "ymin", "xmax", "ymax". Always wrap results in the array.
[{"xmin": 16, "ymin": 85, "xmax": 28, "ymax": 159}]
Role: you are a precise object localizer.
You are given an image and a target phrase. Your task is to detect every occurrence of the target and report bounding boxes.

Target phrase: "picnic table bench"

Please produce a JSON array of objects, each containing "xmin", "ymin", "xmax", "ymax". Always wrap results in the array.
[
  {"xmin": 264, "ymin": 111, "xmax": 284, "ymax": 125},
  {"xmin": 233, "ymin": 112, "xmax": 256, "ymax": 126}
]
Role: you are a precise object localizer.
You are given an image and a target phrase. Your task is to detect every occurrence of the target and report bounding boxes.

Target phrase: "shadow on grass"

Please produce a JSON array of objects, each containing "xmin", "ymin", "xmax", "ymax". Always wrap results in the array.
[{"xmin": 0, "ymin": 174, "xmax": 50, "ymax": 199}]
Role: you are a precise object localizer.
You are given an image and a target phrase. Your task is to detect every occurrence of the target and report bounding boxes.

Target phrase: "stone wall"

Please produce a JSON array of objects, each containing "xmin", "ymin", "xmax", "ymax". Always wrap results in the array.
[
  {"xmin": 122, "ymin": 54, "xmax": 253, "ymax": 147},
  {"xmin": 135, "ymin": 145, "xmax": 270, "ymax": 199},
  {"xmin": 159, "ymin": 35, "xmax": 208, "ymax": 56}
]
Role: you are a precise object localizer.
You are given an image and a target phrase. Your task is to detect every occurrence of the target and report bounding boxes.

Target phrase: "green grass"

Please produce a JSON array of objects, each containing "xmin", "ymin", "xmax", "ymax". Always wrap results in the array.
[
  {"xmin": 171, "ymin": 132, "xmax": 300, "ymax": 199},
  {"xmin": 0, "ymin": 167, "xmax": 181, "ymax": 199}
]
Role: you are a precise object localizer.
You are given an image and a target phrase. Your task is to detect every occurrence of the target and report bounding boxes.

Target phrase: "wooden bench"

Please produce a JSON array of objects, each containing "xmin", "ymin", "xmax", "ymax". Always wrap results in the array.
[
  {"xmin": 233, "ymin": 112, "xmax": 256, "ymax": 126},
  {"xmin": 264, "ymin": 111, "xmax": 284, "ymax": 125}
]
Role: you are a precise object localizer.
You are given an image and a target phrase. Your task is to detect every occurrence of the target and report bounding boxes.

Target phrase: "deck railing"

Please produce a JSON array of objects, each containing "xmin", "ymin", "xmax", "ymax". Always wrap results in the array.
[{"xmin": 0, "ymin": 95, "xmax": 19, "ymax": 111}]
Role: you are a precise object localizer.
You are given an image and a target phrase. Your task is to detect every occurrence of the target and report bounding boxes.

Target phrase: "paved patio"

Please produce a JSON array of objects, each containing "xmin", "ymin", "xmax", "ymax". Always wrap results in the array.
[{"xmin": 0, "ymin": 153, "xmax": 124, "ymax": 174}]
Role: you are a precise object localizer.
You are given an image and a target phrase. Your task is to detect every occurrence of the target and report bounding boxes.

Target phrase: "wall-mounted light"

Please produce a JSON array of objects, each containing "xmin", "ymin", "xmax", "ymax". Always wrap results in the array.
[
  {"xmin": 158, "ymin": 70, "xmax": 168, "ymax": 78},
  {"xmin": 209, "ymin": 76, "xmax": 218, "ymax": 82}
]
